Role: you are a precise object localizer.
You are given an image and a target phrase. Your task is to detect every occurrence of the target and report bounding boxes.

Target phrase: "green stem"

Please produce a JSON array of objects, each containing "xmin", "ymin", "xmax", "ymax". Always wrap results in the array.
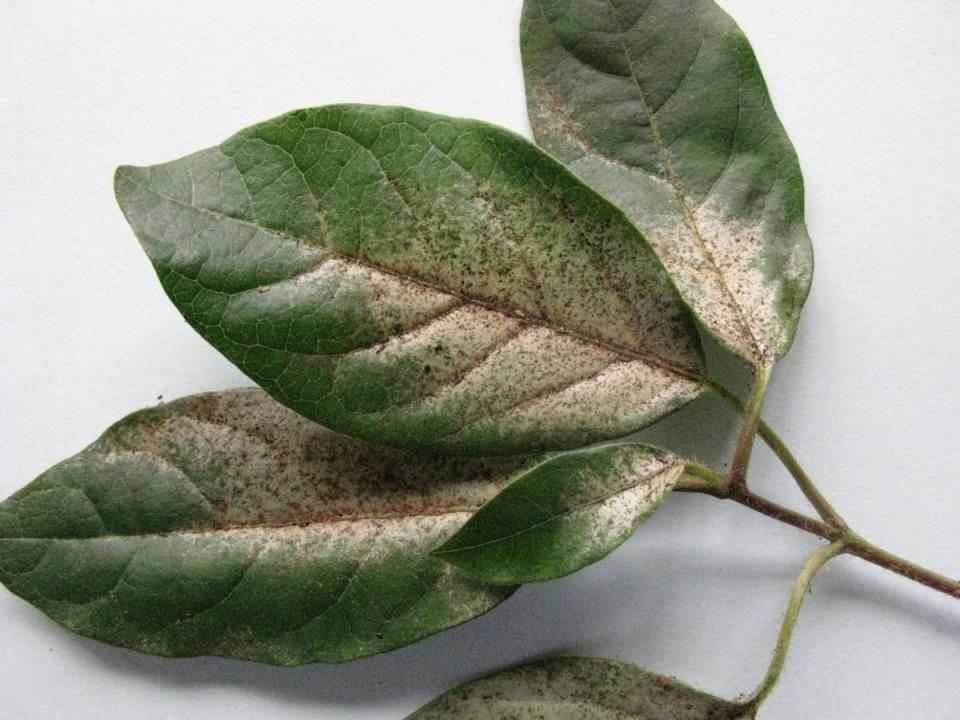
[
  {"xmin": 727, "ymin": 364, "xmax": 772, "ymax": 490},
  {"xmin": 707, "ymin": 377, "xmax": 848, "ymax": 528},
  {"xmin": 753, "ymin": 417, "xmax": 848, "ymax": 530},
  {"xmin": 681, "ymin": 463, "xmax": 730, "ymax": 494},
  {"xmin": 738, "ymin": 541, "xmax": 846, "ymax": 714},
  {"xmin": 678, "ymin": 378, "xmax": 960, "ymax": 711}
]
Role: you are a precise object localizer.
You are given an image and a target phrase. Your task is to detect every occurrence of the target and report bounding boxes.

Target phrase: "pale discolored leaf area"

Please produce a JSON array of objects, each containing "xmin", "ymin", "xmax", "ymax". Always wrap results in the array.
[
  {"xmin": 0, "ymin": 388, "xmax": 544, "ymax": 665},
  {"xmin": 433, "ymin": 443, "xmax": 682, "ymax": 584},
  {"xmin": 407, "ymin": 657, "xmax": 753, "ymax": 719},
  {"xmin": 522, "ymin": 0, "xmax": 813, "ymax": 365},
  {"xmin": 115, "ymin": 104, "xmax": 705, "ymax": 456}
]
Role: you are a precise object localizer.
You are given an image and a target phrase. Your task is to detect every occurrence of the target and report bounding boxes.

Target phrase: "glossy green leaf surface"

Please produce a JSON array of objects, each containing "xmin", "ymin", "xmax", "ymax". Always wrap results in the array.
[
  {"xmin": 115, "ymin": 104, "xmax": 705, "ymax": 456},
  {"xmin": 522, "ymin": 0, "xmax": 813, "ymax": 365},
  {"xmin": 0, "ymin": 389, "xmax": 542, "ymax": 665},
  {"xmin": 407, "ymin": 657, "xmax": 751, "ymax": 719},
  {"xmin": 433, "ymin": 443, "xmax": 681, "ymax": 584}
]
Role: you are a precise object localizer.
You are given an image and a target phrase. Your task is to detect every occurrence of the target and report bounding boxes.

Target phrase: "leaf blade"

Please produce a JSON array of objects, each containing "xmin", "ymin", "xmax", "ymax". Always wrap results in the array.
[
  {"xmin": 0, "ymin": 389, "xmax": 543, "ymax": 665},
  {"xmin": 522, "ymin": 0, "xmax": 813, "ymax": 365},
  {"xmin": 407, "ymin": 657, "xmax": 751, "ymax": 719},
  {"xmin": 115, "ymin": 104, "xmax": 705, "ymax": 455},
  {"xmin": 432, "ymin": 443, "xmax": 682, "ymax": 584}
]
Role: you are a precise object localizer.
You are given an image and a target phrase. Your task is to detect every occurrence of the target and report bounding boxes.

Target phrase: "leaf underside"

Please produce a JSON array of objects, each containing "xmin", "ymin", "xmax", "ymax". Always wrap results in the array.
[
  {"xmin": 522, "ymin": 0, "xmax": 813, "ymax": 365},
  {"xmin": 115, "ymin": 104, "xmax": 705, "ymax": 456},
  {"xmin": 407, "ymin": 657, "xmax": 751, "ymax": 719},
  {"xmin": 0, "ymin": 389, "xmax": 543, "ymax": 665},
  {"xmin": 433, "ymin": 443, "xmax": 682, "ymax": 584}
]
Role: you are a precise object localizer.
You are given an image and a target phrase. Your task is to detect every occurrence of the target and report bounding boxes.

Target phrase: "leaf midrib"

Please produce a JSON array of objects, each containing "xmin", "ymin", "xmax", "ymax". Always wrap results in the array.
[
  {"xmin": 125, "ymin": 174, "xmax": 702, "ymax": 382},
  {"xmin": 537, "ymin": 0, "xmax": 764, "ymax": 362},
  {"xmin": 605, "ymin": 0, "xmax": 761, "ymax": 360},
  {"xmin": 433, "ymin": 461, "xmax": 679, "ymax": 555},
  {"xmin": 0, "ymin": 504, "xmax": 480, "ymax": 544}
]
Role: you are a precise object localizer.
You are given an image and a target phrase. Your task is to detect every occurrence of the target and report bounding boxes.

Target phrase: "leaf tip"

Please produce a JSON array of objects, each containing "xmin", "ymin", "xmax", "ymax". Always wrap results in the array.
[{"xmin": 113, "ymin": 164, "xmax": 142, "ymax": 201}]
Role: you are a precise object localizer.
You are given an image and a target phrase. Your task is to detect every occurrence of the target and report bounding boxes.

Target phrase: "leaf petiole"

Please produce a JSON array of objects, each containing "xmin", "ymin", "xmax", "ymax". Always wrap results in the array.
[
  {"xmin": 726, "ymin": 365, "xmax": 772, "ymax": 490},
  {"xmin": 737, "ymin": 540, "xmax": 846, "ymax": 715},
  {"xmin": 706, "ymin": 377, "xmax": 848, "ymax": 529}
]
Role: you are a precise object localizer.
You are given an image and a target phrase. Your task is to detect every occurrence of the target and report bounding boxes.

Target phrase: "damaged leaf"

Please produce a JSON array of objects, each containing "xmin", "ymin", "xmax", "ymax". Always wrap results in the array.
[
  {"xmin": 115, "ymin": 104, "xmax": 704, "ymax": 456},
  {"xmin": 407, "ymin": 657, "xmax": 752, "ymax": 719},
  {"xmin": 432, "ymin": 443, "xmax": 682, "ymax": 584},
  {"xmin": 522, "ymin": 0, "xmax": 813, "ymax": 365},
  {"xmin": 0, "ymin": 388, "xmax": 543, "ymax": 665}
]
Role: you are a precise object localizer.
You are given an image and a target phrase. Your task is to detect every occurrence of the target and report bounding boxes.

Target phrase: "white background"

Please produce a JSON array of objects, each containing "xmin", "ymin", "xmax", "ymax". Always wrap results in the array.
[{"xmin": 2, "ymin": 1, "xmax": 959, "ymax": 718}]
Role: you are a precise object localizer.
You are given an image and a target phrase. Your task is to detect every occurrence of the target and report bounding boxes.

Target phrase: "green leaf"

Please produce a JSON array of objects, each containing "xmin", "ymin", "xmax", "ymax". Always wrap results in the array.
[
  {"xmin": 407, "ymin": 657, "xmax": 752, "ymax": 719},
  {"xmin": 522, "ymin": 0, "xmax": 813, "ymax": 365},
  {"xmin": 0, "ymin": 388, "xmax": 545, "ymax": 665},
  {"xmin": 115, "ymin": 104, "xmax": 705, "ymax": 456},
  {"xmin": 432, "ymin": 443, "xmax": 681, "ymax": 584}
]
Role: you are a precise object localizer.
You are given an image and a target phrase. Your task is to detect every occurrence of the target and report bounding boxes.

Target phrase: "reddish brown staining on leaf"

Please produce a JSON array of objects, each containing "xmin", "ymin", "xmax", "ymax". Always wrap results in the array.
[
  {"xmin": 457, "ymin": 359, "xmax": 698, "ymax": 445},
  {"xmin": 409, "ymin": 657, "xmax": 750, "ymax": 719},
  {"xmin": 308, "ymin": 259, "xmax": 699, "ymax": 448},
  {"xmin": 532, "ymin": 82, "xmax": 576, "ymax": 147},
  {"xmin": 655, "ymin": 199, "xmax": 802, "ymax": 364},
  {"xmin": 339, "ymin": 260, "xmax": 462, "ymax": 338},
  {"xmin": 530, "ymin": 82, "xmax": 631, "ymax": 172},
  {"xmin": 102, "ymin": 389, "xmax": 534, "ymax": 534},
  {"xmin": 120, "ymin": 107, "xmax": 707, "ymax": 454},
  {"xmin": 574, "ymin": 453, "xmax": 682, "ymax": 551},
  {"xmin": 526, "ymin": 23, "xmax": 812, "ymax": 366},
  {"xmin": 532, "ymin": 80, "xmax": 775, "ymax": 363},
  {"xmin": 304, "ymin": 112, "xmax": 695, "ymax": 374}
]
